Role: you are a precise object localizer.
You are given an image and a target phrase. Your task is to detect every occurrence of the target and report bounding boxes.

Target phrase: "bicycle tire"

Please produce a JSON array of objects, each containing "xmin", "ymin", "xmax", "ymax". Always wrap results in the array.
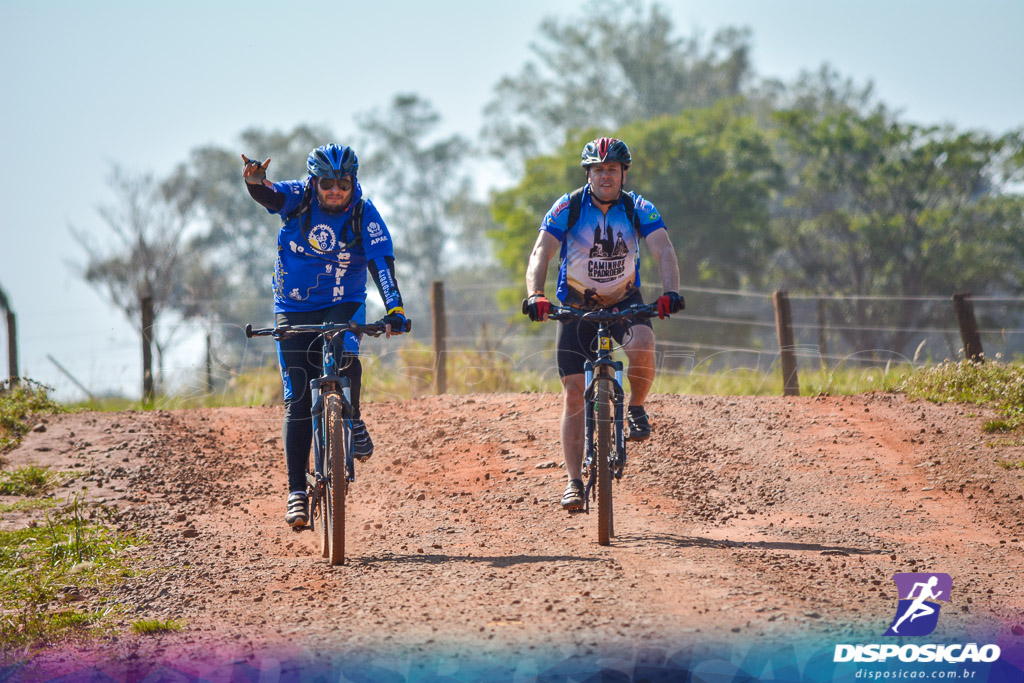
[
  {"xmin": 324, "ymin": 392, "xmax": 347, "ymax": 565},
  {"xmin": 596, "ymin": 378, "xmax": 613, "ymax": 546},
  {"xmin": 319, "ymin": 487, "xmax": 329, "ymax": 559}
]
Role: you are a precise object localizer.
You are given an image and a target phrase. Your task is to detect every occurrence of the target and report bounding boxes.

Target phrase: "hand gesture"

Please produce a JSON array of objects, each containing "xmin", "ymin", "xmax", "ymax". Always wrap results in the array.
[{"xmin": 241, "ymin": 154, "xmax": 271, "ymax": 186}]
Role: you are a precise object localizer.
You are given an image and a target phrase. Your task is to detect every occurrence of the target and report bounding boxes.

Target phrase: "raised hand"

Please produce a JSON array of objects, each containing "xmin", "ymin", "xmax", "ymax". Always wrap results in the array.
[{"xmin": 241, "ymin": 154, "xmax": 272, "ymax": 185}]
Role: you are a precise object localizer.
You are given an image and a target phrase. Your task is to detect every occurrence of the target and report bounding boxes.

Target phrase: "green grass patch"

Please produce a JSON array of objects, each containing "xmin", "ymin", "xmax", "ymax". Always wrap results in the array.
[
  {"xmin": 192, "ymin": 350, "xmax": 916, "ymax": 406},
  {"xmin": 0, "ymin": 495, "xmax": 141, "ymax": 647},
  {"xmin": 0, "ymin": 379, "xmax": 62, "ymax": 453},
  {"xmin": 983, "ymin": 419, "xmax": 1016, "ymax": 433},
  {"xmin": 0, "ymin": 465, "xmax": 71, "ymax": 497},
  {"xmin": 895, "ymin": 359, "xmax": 1024, "ymax": 427},
  {"xmin": 0, "ymin": 497, "xmax": 58, "ymax": 514},
  {"xmin": 55, "ymin": 352, "xmax": 1024, "ymax": 412},
  {"xmin": 997, "ymin": 459, "xmax": 1024, "ymax": 470},
  {"xmin": 131, "ymin": 618, "xmax": 184, "ymax": 635}
]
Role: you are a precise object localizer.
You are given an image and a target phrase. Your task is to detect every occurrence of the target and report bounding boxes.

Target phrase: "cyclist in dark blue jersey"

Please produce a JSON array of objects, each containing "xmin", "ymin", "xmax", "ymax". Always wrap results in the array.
[
  {"xmin": 242, "ymin": 144, "xmax": 406, "ymax": 527},
  {"xmin": 524, "ymin": 137, "xmax": 683, "ymax": 511}
]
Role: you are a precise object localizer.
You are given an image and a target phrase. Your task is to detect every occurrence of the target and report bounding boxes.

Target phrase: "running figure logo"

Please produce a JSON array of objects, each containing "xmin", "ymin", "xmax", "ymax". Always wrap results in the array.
[{"xmin": 883, "ymin": 573, "xmax": 952, "ymax": 636}]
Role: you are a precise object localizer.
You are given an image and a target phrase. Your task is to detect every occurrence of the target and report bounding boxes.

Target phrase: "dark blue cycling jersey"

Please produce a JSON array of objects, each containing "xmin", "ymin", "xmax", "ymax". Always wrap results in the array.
[{"xmin": 261, "ymin": 178, "xmax": 401, "ymax": 314}]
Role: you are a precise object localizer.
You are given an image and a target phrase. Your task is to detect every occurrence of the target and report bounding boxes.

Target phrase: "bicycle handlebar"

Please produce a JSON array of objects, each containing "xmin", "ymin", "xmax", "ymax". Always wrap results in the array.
[
  {"xmin": 245, "ymin": 318, "xmax": 413, "ymax": 340},
  {"xmin": 525, "ymin": 301, "xmax": 659, "ymax": 324}
]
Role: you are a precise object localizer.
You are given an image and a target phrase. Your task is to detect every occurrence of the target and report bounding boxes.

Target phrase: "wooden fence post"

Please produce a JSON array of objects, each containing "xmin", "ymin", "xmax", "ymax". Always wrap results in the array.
[
  {"xmin": 952, "ymin": 293, "xmax": 984, "ymax": 362},
  {"xmin": 431, "ymin": 281, "xmax": 447, "ymax": 395},
  {"xmin": 141, "ymin": 292, "xmax": 155, "ymax": 404},
  {"xmin": 774, "ymin": 291, "xmax": 800, "ymax": 396},
  {"xmin": 205, "ymin": 330, "xmax": 214, "ymax": 394},
  {"xmin": 817, "ymin": 298, "xmax": 828, "ymax": 369},
  {"xmin": 5, "ymin": 310, "xmax": 18, "ymax": 386},
  {"xmin": 0, "ymin": 286, "xmax": 17, "ymax": 385}
]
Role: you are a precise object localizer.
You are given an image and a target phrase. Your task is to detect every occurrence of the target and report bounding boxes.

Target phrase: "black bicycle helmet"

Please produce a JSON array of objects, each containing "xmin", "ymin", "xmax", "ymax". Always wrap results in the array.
[
  {"xmin": 580, "ymin": 137, "xmax": 631, "ymax": 169},
  {"xmin": 307, "ymin": 144, "xmax": 358, "ymax": 179}
]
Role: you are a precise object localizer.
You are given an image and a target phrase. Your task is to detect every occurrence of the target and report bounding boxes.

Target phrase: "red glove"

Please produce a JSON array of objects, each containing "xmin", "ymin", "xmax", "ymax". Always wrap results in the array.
[
  {"xmin": 657, "ymin": 291, "xmax": 685, "ymax": 319},
  {"xmin": 524, "ymin": 293, "xmax": 551, "ymax": 321}
]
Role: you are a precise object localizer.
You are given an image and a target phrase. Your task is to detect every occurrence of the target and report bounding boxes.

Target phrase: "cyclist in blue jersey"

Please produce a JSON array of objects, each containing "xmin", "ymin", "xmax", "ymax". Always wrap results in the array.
[
  {"xmin": 242, "ymin": 144, "xmax": 407, "ymax": 527},
  {"xmin": 524, "ymin": 137, "xmax": 684, "ymax": 511}
]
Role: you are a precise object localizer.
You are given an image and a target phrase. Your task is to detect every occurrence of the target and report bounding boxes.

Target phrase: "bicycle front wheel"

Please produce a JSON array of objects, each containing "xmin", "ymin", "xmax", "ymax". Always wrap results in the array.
[
  {"xmin": 596, "ymin": 378, "xmax": 613, "ymax": 546},
  {"xmin": 323, "ymin": 392, "xmax": 347, "ymax": 565}
]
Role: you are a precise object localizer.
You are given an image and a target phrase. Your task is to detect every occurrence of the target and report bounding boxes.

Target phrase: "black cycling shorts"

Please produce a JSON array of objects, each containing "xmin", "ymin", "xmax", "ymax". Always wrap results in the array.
[{"xmin": 555, "ymin": 292, "xmax": 652, "ymax": 378}]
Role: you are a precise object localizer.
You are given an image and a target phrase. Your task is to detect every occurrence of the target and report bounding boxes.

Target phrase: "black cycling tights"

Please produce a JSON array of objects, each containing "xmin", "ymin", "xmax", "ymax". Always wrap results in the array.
[{"xmin": 276, "ymin": 303, "xmax": 363, "ymax": 493}]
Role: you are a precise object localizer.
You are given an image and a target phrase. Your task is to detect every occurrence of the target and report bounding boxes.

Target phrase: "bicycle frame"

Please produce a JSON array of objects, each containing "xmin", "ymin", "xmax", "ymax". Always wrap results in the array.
[{"xmin": 582, "ymin": 326, "xmax": 627, "ymax": 509}]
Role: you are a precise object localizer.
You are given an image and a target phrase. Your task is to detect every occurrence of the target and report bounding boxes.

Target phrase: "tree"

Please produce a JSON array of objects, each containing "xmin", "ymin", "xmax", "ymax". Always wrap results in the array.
[
  {"xmin": 356, "ymin": 94, "xmax": 479, "ymax": 301},
  {"xmin": 163, "ymin": 124, "xmax": 334, "ymax": 363},
  {"xmin": 770, "ymin": 105, "xmax": 1024, "ymax": 354},
  {"xmin": 490, "ymin": 100, "xmax": 782, "ymax": 291},
  {"xmin": 70, "ymin": 165, "xmax": 194, "ymax": 395},
  {"xmin": 481, "ymin": 0, "xmax": 754, "ymax": 164}
]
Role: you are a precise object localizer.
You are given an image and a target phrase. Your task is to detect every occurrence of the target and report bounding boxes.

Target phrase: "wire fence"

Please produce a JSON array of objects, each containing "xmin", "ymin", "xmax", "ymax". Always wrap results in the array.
[
  {"xmin": 9, "ymin": 280, "xmax": 1024, "ymax": 401},
  {"xmin": 435, "ymin": 280, "xmax": 1024, "ymax": 368}
]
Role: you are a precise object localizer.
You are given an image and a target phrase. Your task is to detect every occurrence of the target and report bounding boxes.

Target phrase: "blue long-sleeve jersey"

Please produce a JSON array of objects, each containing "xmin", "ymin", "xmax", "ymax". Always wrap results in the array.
[{"xmin": 256, "ymin": 178, "xmax": 403, "ymax": 314}]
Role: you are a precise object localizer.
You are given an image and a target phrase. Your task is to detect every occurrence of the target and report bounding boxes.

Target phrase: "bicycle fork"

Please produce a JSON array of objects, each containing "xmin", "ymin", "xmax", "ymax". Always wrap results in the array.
[{"xmin": 581, "ymin": 359, "xmax": 627, "ymax": 511}]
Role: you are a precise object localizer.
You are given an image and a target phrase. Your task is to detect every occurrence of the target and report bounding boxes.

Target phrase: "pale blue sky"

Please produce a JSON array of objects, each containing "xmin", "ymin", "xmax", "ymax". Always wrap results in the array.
[{"xmin": 2, "ymin": 0, "xmax": 1022, "ymax": 400}]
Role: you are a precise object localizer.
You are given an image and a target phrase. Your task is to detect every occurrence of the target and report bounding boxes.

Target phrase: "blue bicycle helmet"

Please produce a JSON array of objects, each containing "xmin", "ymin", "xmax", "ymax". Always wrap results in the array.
[
  {"xmin": 580, "ymin": 137, "xmax": 631, "ymax": 170},
  {"xmin": 307, "ymin": 144, "xmax": 358, "ymax": 179}
]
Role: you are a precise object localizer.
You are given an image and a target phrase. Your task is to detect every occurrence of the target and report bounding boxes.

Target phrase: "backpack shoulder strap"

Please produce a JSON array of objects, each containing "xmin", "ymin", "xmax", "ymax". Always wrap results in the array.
[
  {"xmin": 566, "ymin": 187, "xmax": 641, "ymax": 233},
  {"xmin": 351, "ymin": 198, "xmax": 364, "ymax": 237},
  {"xmin": 344, "ymin": 198, "xmax": 365, "ymax": 246},
  {"xmin": 283, "ymin": 181, "xmax": 314, "ymax": 225},
  {"xmin": 566, "ymin": 186, "xmax": 586, "ymax": 232},
  {"xmin": 620, "ymin": 192, "xmax": 640, "ymax": 232}
]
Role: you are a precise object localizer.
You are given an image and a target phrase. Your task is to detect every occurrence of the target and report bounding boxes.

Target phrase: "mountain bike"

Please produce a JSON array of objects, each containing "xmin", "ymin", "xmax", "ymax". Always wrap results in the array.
[
  {"xmin": 245, "ymin": 317, "xmax": 411, "ymax": 565},
  {"xmin": 539, "ymin": 302, "xmax": 661, "ymax": 546}
]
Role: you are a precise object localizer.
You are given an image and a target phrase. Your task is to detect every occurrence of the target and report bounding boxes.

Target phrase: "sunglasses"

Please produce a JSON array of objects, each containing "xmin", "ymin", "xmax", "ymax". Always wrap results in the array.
[{"xmin": 318, "ymin": 177, "xmax": 353, "ymax": 191}]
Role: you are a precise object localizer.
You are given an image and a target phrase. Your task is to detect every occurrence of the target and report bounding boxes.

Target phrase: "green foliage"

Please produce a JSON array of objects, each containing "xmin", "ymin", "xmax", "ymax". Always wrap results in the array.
[
  {"xmin": 770, "ymin": 104, "xmax": 1024, "ymax": 353},
  {"xmin": 896, "ymin": 359, "xmax": 1024, "ymax": 428},
  {"xmin": 362, "ymin": 342, "xmax": 558, "ymax": 400},
  {"xmin": 356, "ymin": 94, "xmax": 480, "ymax": 298},
  {"xmin": 131, "ymin": 618, "xmax": 184, "ymax": 635},
  {"xmin": 0, "ymin": 497, "xmax": 58, "ymax": 514},
  {"xmin": 619, "ymin": 100, "xmax": 783, "ymax": 288},
  {"xmin": 482, "ymin": 0, "xmax": 755, "ymax": 162},
  {"xmin": 0, "ymin": 379, "xmax": 62, "ymax": 453},
  {"xmin": 653, "ymin": 363, "xmax": 909, "ymax": 397},
  {"xmin": 163, "ymin": 124, "xmax": 335, "ymax": 370},
  {"xmin": 489, "ymin": 101, "xmax": 782, "ymax": 290},
  {"xmin": 0, "ymin": 466, "xmax": 70, "ymax": 497},
  {"xmin": 0, "ymin": 496, "xmax": 140, "ymax": 647},
  {"xmin": 983, "ymin": 419, "xmax": 1015, "ymax": 433}
]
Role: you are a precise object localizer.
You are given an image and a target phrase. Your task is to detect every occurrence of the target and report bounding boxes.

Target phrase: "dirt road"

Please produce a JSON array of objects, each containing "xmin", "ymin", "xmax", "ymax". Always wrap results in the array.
[{"xmin": 5, "ymin": 392, "xmax": 1024, "ymax": 679}]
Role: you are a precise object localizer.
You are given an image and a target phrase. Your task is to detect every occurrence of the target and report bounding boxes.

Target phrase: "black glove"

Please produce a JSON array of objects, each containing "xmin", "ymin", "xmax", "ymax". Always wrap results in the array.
[
  {"xmin": 241, "ymin": 154, "xmax": 270, "ymax": 185},
  {"xmin": 381, "ymin": 308, "xmax": 407, "ymax": 334},
  {"xmin": 657, "ymin": 291, "xmax": 685, "ymax": 319},
  {"xmin": 523, "ymin": 293, "xmax": 551, "ymax": 322}
]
